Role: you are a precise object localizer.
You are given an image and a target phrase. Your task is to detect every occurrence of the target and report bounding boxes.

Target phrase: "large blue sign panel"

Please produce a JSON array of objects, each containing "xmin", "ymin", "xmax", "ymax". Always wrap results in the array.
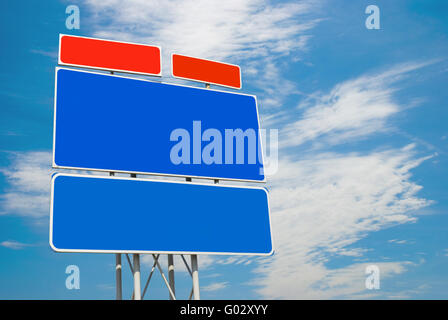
[
  {"xmin": 53, "ymin": 68, "xmax": 265, "ymax": 182},
  {"xmin": 50, "ymin": 174, "xmax": 273, "ymax": 255}
]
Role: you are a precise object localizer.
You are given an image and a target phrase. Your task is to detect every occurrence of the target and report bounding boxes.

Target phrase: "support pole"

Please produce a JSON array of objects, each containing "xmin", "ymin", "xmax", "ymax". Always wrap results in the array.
[
  {"xmin": 115, "ymin": 254, "xmax": 122, "ymax": 300},
  {"xmin": 133, "ymin": 254, "xmax": 141, "ymax": 300},
  {"xmin": 167, "ymin": 254, "xmax": 175, "ymax": 300},
  {"xmin": 191, "ymin": 254, "xmax": 200, "ymax": 300}
]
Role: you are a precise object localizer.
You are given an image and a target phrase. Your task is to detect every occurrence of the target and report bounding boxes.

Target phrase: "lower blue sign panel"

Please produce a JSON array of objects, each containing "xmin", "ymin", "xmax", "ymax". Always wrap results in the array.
[{"xmin": 50, "ymin": 174, "xmax": 273, "ymax": 255}]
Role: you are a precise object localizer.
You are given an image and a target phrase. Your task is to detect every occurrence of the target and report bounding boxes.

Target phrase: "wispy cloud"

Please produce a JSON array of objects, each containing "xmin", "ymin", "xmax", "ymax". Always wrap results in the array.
[
  {"xmin": 82, "ymin": 0, "xmax": 322, "ymax": 108},
  {"xmin": 252, "ymin": 145, "xmax": 432, "ymax": 298},
  {"xmin": 202, "ymin": 281, "xmax": 228, "ymax": 292},
  {"xmin": 277, "ymin": 62, "xmax": 435, "ymax": 149},
  {"xmin": 96, "ymin": 283, "xmax": 114, "ymax": 291},
  {"xmin": 311, "ymin": 262, "xmax": 413, "ymax": 299},
  {"xmin": 84, "ymin": 0, "xmax": 319, "ymax": 62},
  {"xmin": 0, "ymin": 151, "xmax": 52, "ymax": 219},
  {"xmin": 0, "ymin": 240, "xmax": 31, "ymax": 250},
  {"xmin": 388, "ymin": 239, "xmax": 412, "ymax": 245},
  {"xmin": 249, "ymin": 62, "xmax": 436, "ymax": 298},
  {"xmin": 0, "ymin": 151, "xmax": 99, "ymax": 220},
  {"xmin": 30, "ymin": 49, "xmax": 58, "ymax": 59}
]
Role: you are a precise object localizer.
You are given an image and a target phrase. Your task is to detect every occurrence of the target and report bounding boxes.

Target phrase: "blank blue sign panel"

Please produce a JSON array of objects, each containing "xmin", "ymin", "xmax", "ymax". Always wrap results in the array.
[
  {"xmin": 50, "ymin": 174, "xmax": 273, "ymax": 255},
  {"xmin": 53, "ymin": 68, "xmax": 265, "ymax": 182}
]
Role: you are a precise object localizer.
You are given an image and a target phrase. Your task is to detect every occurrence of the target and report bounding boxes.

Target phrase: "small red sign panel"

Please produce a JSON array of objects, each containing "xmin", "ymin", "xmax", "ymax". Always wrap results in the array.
[
  {"xmin": 172, "ymin": 54, "xmax": 241, "ymax": 89},
  {"xmin": 59, "ymin": 34, "xmax": 161, "ymax": 76}
]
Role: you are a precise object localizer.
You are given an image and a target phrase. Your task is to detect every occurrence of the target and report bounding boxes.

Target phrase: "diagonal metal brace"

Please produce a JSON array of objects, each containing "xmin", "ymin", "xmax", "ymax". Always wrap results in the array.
[
  {"xmin": 126, "ymin": 254, "xmax": 134, "ymax": 274},
  {"xmin": 141, "ymin": 254, "xmax": 160, "ymax": 299},
  {"xmin": 152, "ymin": 254, "xmax": 177, "ymax": 300},
  {"xmin": 181, "ymin": 254, "xmax": 193, "ymax": 277}
]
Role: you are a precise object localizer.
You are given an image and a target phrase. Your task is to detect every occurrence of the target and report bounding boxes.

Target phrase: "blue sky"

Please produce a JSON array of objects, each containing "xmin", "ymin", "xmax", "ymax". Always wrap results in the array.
[{"xmin": 0, "ymin": 0, "xmax": 448, "ymax": 299}]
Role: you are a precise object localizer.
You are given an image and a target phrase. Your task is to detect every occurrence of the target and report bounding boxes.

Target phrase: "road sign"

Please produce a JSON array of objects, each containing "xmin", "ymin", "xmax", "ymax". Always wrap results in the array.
[
  {"xmin": 50, "ymin": 174, "xmax": 273, "ymax": 255},
  {"xmin": 58, "ymin": 34, "xmax": 161, "ymax": 76},
  {"xmin": 53, "ymin": 67, "xmax": 265, "ymax": 182},
  {"xmin": 172, "ymin": 53, "xmax": 241, "ymax": 89}
]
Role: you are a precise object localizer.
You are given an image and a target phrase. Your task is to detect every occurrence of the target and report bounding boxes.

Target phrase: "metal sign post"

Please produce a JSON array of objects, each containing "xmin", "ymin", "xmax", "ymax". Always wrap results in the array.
[
  {"xmin": 115, "ymin": 253, "xmax": 122, "ymax": 300},
  {"xmin": 191, "ymin": 255, "xmax": 200, "ymax": 300},
  {"xmin": 167, "ymin": 254, "xmax": 175, "ymax": 300},
  {"xmin": 133, "ymin": 253, "xmax": 141, "ymax": 300}
]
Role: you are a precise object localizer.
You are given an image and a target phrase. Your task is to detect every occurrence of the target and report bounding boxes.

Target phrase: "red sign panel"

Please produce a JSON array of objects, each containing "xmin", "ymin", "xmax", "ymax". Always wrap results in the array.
[
  {"xmin": 59, "ymin": 34, "xmax": 161, "ymax": 76},
  {"xmin": 172, "ymin": 54, "xmax": 241, "ymax": 89}
]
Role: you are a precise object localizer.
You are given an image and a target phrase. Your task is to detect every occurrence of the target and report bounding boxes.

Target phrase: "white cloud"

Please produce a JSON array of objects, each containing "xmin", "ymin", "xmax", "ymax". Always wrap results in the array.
[
  {"xmin": 0, "ymin": 240, "xmax": 30, "ymax": 250},
  {"xmin": 278, "ymin": 62, "xmax": 434, "ymax": 148},
  {"xmin": 84, "ymin": 0, "xmax": 319, "ymax": 62},
  {"xmin": 245, "ymin": 61, "xmax": 436, "ymax": 299},
  {"xmin": 30, "ymin": 49, "xmax": 58, "ymax": 59},
  {"xmin": 0, "ymin": 151, "xmax": 52, "ymax": 218},
  {"xmin": 97, "ymin": 283, "xmax": 115, "ymax": 291},
  {"xmin": 82, "ymin": 0, "xmax": 321, "ymax": 108},
  {"xmin": 247, "ymin": 62, "xmax": 435, "ymax": 299},
  {"xmin": 308, "ymin": 262, "xmax": 412, "ymax": 299},
  {"xmin": 252, "ymin": 145, "xmax": 433, "ymax": 298},
  {"xmin": 251, "ymin": 59, "xmax": 299, "ymax": 108},
  {"xmin": 202, "ymin": 281, "xmax": 228, "ymax": 292},
  {"xmin": 388, "ymin": 239, "xmax": 411, "ymax": 245},
  {"xmin": 0, "ymin": 151, "xmax": 105, "ymax": 219}
]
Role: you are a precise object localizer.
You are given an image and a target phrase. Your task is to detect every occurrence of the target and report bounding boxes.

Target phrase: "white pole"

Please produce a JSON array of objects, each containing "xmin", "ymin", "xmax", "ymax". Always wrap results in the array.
[
  {"xmin": 115, "ymin": 254, "xmax": 122, "ymax": 300},
  {"xmin": 167, "ymin": 254, "xmax": 175, "ymax": 300},
  {"xmin": 133, "ymin": 254, "xmax": 141, "ymax": 300},
  {"xmin": 191, "ymin": 254, "xmax": 200, "ymax": 300}
]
